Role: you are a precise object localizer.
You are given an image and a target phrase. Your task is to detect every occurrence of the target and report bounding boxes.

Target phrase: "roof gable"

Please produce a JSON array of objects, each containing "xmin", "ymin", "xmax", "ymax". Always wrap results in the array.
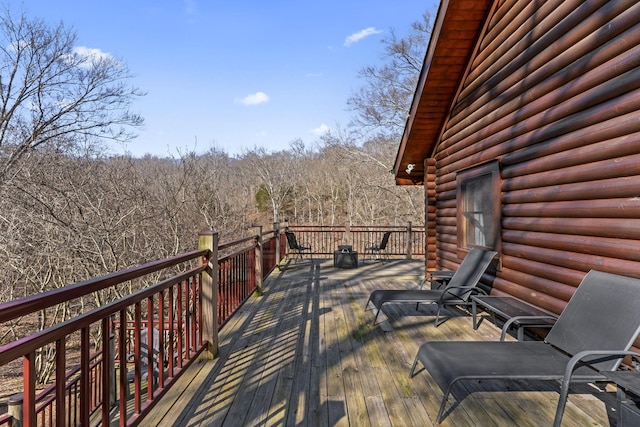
[{"xmin": 394, "ymin": 0, "xmax": 493, "ymax": 185}]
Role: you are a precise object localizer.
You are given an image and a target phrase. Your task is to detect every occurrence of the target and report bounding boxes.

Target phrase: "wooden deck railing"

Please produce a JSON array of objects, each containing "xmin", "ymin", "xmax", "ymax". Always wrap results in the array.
[
  {"xmin": 287, "ymin": 223, "xmax": 425, "ymax": 259},
  {"xmin": 0, "ymin": 223, "xmax": 421, "ymax": 426}
]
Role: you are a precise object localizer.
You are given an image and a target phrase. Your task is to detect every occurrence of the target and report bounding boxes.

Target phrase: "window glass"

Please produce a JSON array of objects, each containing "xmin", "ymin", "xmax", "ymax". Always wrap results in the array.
[
  {"xmin": 462, "ymin": 174, "xmax": 494, "ymax": 247},
  {"xmin": 456, "ymin": 161, "xmax": 500, "ymax": 252}
]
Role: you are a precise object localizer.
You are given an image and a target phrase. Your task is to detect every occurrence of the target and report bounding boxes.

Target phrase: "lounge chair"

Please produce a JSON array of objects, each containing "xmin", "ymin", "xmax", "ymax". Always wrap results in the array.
[
  {"xmin": 285, "ymin": 231, "xmax": 312, "ymax": 261},
  {"xmin": 365, "ymin": 248, "xmax": 497, "ymax": 325},
  {"xmin": 409, "ymin": 270, "xmax": 640, "ymax": 426}
]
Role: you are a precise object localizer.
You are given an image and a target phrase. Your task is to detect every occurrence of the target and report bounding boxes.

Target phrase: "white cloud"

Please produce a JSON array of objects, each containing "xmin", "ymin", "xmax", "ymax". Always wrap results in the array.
[
  {"xmin": 311, "ymin": 123, "xmax": 330, "ymax": 136},
  {"xmin": 305, "ymin": 72, "xmax": 323, "ymax": 78},
  {"xmin": 344, "ymin": 27, "xmax": 383, "ymax": 47},
  {"xmin": 236, "ymin": 91, "xmax": 269, "ymax": 106},
  {"xmin": 65, "ymin": 46, "xmax": 114, "ymax": 69},
  {"xmin": 73, "ymin": 46, "xmax": 112, "ymax": 62}
]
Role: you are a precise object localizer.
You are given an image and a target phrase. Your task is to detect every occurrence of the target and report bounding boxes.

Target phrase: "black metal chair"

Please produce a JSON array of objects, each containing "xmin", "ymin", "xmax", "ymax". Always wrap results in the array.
[
  {"xmin": 365, "ymin": 248, "xmax": 497, "ymax": 325},
  {"xmin": 364, "ymin": 231, "xmax": 391, "ymax": 263},
  {"xmin": 410, "ymin": 270, "xmax": 640, "ymax": 426},
  {"xmin": 285, "ymin": 231, "xmax": 312, "ymax": 261}
]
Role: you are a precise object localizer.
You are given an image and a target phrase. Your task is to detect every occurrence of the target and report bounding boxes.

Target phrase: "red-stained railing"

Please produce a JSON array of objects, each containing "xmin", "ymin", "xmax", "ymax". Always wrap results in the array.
[
  {"xmin": 0, "ymin": 249, "xmax": 208, "ymax": 427},
  {"xmin": 217, "ymin": 236, "xmax": 255, "ymax": 329},
  {"xmin": 31, "ymin": 350, "xmax": 104, "ymax": 426},
  {"xmin": 0, "ymin": 227, "xmax": 285, "ymax": 427}
]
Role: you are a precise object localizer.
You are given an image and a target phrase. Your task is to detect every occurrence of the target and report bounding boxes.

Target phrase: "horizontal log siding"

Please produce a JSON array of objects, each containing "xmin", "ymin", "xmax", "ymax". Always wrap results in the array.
[
  {"xmin": 432, "ymin": 0, "xmax": 640, "ymax": 317},
  {"xmin": 425, "ymin": 159, "xmax": 437, "ymax": 269}
]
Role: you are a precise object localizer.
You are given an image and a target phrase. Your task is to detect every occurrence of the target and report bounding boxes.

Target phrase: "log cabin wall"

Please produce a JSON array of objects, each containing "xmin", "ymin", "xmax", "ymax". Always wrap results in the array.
[
  {"xmin": 433, "ymin": 0, "xmax": 640, "ymax": 315},
  {"xmin": 424, "ymin": 158, "xmax": 437, "ymax": 270}
]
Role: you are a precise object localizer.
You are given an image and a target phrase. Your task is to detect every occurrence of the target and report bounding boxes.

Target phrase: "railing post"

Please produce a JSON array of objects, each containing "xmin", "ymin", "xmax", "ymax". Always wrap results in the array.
[
  {"xmin": 254, "ymin": 224, "xmax": 263, "ymax": 295},
  {"xmin": 199, "ymin": 230, "xmax": 219, "ymax": 359},
  {"xmin": 345, "ymin": 223, "xmax": 351, "ymax": 246},
  {"xmin": 8, "ymin": 393, "xmax": 22, "ymax": 427},
  {"xmin": 406, "ymin": 221, "xmax": 413, "ymax": 260},
  {"xmin": 274, "ymin": 222, "xmax": 281, "ymax": 266}
]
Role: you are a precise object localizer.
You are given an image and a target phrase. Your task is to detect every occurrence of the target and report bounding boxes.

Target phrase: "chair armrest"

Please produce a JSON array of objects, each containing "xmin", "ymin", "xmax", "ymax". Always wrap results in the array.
[
  {"xmin": 439, "ymin": 286, "xmax": 485, "ymax": 303},
  {"xmin": 500, "ymin": 315, "xmax": 557, "ymax": 341},
  {"xmin": 566, "ymin": 350, "xmax": 640, "ymax": 375},
  {"xmin": 553, "ymin": 350, "xmax": 640, "ymax": 427}
]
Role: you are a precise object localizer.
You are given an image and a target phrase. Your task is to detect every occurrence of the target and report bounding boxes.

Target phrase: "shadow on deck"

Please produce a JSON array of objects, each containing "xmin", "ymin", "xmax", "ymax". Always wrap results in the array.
[{"xmin": 143, "ymin": 258, "xmax": 618, "ymax": 426}]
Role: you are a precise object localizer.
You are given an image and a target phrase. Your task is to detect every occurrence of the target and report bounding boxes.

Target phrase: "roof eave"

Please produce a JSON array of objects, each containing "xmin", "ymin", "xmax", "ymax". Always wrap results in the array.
[{"xmin": 394, "ymin": 0, "xmax": 493, "ymax": 185}]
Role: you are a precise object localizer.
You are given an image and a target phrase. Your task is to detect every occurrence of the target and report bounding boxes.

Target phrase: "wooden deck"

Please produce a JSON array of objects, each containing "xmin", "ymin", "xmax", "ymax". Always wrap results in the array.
[{"xmin": 145, "ymin": 258, "xmax": 618, "ymax": 426}]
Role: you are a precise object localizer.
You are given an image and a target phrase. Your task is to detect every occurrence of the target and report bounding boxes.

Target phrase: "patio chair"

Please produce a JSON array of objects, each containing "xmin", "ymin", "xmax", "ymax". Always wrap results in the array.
[
  {"xmin": 285, "ymin": 231, "xmax": 312, "ymax": 261},
  {"xmin": 409, "ymin": 270, "xmax": 640, "ymax": 426},
  {"xmin": 126, "ymin": 328, "xmax": 160, "ymax": 387},
  {"xmin": 364, "ymin": 231, "xmax": 391, "ymax": 263},
  {"xmin": 365, "ymin": 248, "xmax": 497, "ymax": 325}
]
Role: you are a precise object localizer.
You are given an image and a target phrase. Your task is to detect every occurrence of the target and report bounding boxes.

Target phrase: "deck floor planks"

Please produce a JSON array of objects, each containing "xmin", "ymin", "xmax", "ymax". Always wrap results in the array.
[
  {"xmin": 283, "ymin": 267, "xmax": 316, "ymax": 426},
  {"xmin": 348, "ymin": 279, "xmax": 412, "ymax": 424},
  {"xmin": 146, "ymin": 259, "xmax": 618, "ymax": 426},
  {"xmin": 365, "ymin": 279, "xmax": 486, "ymax": 427},
  {"xmin": 329, "ymin": 280, "xmax": 371, "ymax": 427},
  {"xmin": 245, "ymin": 275, "xmax": 307, "ymax": 427},
  {"xmin": 207, "ymin": 274, "xmax": 303, "ymax": 425},
  {"xmin": 322, "ymin": 279, "xmax": 349, "ymax": 426}
]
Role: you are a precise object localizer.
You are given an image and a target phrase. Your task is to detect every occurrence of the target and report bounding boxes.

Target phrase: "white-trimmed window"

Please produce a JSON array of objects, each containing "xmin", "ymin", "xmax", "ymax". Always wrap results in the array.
[{"xmin": 456, "ymin": 161, "xmax": 501, "ymax": 252}]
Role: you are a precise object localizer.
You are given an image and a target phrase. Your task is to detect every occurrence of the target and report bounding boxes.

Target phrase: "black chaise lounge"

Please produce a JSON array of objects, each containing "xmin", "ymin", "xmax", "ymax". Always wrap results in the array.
[
  {"xmin": 410, "ymin": 269, "xmax": 640, "ymax": 426},
  {"xmin": 364, "ymin": 248, "xmax": 497, "ymax": 325}
]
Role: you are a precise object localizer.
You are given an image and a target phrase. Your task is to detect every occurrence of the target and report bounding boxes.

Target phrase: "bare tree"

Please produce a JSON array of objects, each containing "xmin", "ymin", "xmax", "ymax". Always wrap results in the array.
[
  {"xmin": 347, "ymin": 12, "xmax": 432, "ymax": 138},
  {"xmin": 239, "ymin": 147, "xmax": 295, "ymax": 223},
  {"xmin": 0, "ymin": 7, "xmax": 144, "ymax": 183}
]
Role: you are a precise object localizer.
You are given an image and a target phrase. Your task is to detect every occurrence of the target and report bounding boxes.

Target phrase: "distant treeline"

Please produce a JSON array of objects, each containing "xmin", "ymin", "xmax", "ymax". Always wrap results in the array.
[{"xmin": 0, "ymin": 135, "xmax": 423, "ymax": 302}]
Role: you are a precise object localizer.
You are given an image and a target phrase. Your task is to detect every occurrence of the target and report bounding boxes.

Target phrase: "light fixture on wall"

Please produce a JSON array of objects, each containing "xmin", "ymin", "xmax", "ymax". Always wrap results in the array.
[{"xmin": 405, "ymin": 163, "xmax": 415, "ymax": 174}]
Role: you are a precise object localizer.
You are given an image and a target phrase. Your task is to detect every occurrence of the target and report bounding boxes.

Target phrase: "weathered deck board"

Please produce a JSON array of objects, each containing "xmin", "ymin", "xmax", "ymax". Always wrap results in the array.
[{"xmin": 146, "ymin": 259, "xmax": 618, "ymax": 426}]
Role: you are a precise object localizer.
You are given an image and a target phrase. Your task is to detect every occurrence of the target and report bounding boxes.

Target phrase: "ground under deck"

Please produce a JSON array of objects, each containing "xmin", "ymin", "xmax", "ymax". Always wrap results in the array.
[{"xmin": 145, "ymin": 258, "xmax": 618, "ymax": 426}]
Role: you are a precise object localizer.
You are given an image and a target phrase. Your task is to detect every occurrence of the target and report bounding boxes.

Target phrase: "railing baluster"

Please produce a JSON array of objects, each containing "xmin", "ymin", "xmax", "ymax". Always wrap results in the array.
[
  {"xmin": 158, "ymin": 290, "xmax": 165, "ymax": 388},
  {"xmin": 190, "ymin": 275, "xmax": 197, "ymax": 357},
  {"xmin": 168, "ymin": 286, "xmax": 175, "ymax": 377},
  {"xmin": 177, "ymin": 283, "xmax": 183, "ymax": 369},
  {"xmin": 55, "ymin": 338, "xmax": 65, "ymax": 427},
  {"xmin": 184, "ymin": 279, "xmax": 191, "ymax": 361},
  {"xmin": 118, "ymin": 310, "xmax": 127, "ymax": 426},
  {"xmin": 101, "ymin": 317, "xmax": 111, "ymax": 427},
  {"xmin": 80, "ymin": 327, "xmax": 90, "ymax": 426},
  {"xmin": 24, "ymin": 351, "xmax": 36, "ymax": 427},
  {"xmin": 133, "ymin": 302, "xmax": 142, "ymax": 414},
  {"xmin": 146, "ymin": 296, "xmax": 154, "ymax": 401}
]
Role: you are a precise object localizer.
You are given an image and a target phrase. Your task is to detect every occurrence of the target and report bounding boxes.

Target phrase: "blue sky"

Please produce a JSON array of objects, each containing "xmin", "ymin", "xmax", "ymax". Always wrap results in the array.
[{"xmin": 20, "ymin": 1, "xmax": 436, "ymax": 157}]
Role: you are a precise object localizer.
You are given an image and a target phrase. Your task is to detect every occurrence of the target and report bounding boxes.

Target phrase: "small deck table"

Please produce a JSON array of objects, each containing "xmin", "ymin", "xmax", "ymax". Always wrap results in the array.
[
  {"xmin": 426, "ymin": 270, "xmax": 455, "ymax": 289},
  {"xmin": 603, "ymin": 371, "xmax": 640, "ymax": 425},
  {"xmin": 471, "ymin": 295, "xmax": 557, "ymax": 341}
]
